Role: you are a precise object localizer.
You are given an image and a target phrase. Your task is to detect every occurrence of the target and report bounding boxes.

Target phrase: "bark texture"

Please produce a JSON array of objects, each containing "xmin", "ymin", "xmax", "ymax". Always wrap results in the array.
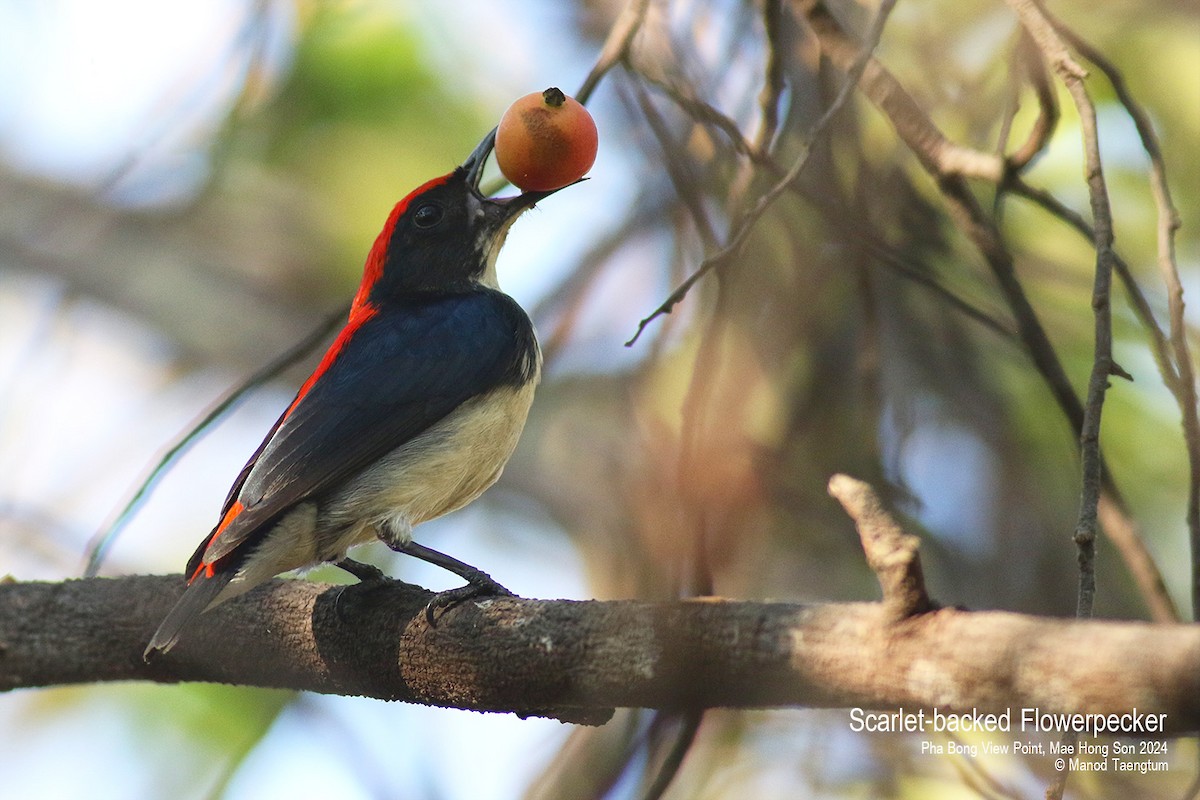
[{"xmin": 2, "ymin": 574, "xmax": 1198, "ymax": 730}]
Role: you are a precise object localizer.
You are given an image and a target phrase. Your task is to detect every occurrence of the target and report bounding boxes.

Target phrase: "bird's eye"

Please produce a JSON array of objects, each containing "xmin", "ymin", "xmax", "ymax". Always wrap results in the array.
[{"xmin": 413, "ymin": 203, "xmax": 444, "ymax": 229}]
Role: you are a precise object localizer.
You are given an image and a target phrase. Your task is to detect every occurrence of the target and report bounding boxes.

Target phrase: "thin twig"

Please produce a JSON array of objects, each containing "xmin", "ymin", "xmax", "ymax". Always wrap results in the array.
[
  {"xmin": 635, "ymin": 68, "xmax": 773, "ymax": 167},
  {"xmin": 1007, "ymin": 174, "xmax": 1187, "ymax": 624},
  {"xmin": 1006, "ymin": 29, "xmax": 1059, "ymax": 172},
  {"xmin": 798, "ymin": 4, "xmax": 1006, "ymax": 181},
  {"xmin": 1006, "ymin": 0, "xmax": 1121, "ymax": 621},
  {"xmin": 627, "ymin": 79, "xmax": 721, "ymax": 249},
  {"xmin": 576, "ymin": 0, "xmax": 653, "ymax": 104},
  {"xmin": 640, "ymin": 710, "xmax": 704, "ymax": 800},
  {"xmin": 1097, "ymin": 494, "xmax": 1179, "ymax": 624},
  {"xmin": 994, "ymin": 34, "xmax": 1024, "ymax": 196},
  {"xmin": 627, "ymin": 0, "xmax": 899, "ymax": 346},
  {"xmin": 1008, "ymin": 178, "xmax": 1179, "ymax": 384},
  {"xmin": 865, "ymin": 240, "xmax": 1016, "ymax": 340},
  {"xmin": 1050, "ymin": 7, "xmax": 1200, "ymax": 621}
]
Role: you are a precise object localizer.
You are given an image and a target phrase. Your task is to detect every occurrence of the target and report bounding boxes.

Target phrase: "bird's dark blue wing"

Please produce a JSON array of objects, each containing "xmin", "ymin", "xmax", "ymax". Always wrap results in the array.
[{"xmin": 195, "ymin": 289, "xmax": 537, "ymax": 568}]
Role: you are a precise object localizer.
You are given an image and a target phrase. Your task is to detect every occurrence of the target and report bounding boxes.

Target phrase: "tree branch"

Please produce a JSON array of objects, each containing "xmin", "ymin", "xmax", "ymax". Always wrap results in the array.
[{"xmin": 4, "ymin": 509, "xmax": 1199, "ymax": 731}]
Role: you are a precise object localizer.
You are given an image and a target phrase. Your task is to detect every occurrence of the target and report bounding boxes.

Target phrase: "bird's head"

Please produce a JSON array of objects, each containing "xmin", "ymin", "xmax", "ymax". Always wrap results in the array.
[{"xmin": 354, "ymin": 129, "xmax": 567, "ymax": 305}]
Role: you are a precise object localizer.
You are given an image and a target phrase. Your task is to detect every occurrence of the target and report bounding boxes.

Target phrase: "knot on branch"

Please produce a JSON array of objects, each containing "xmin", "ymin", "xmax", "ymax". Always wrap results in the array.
[{"xmin": 828, "ymin": 474, "xmax": 934, "ymax": 620}]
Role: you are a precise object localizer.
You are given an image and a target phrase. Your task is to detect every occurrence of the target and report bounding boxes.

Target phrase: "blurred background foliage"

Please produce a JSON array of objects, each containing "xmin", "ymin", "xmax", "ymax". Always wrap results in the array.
[{"xmin": 0, "ymin": 0, "xmax": 1197, "ymax": 797}]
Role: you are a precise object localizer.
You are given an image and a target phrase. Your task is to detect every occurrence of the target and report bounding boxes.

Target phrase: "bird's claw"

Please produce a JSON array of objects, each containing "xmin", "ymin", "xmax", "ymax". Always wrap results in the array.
[
  {"xmin": 334, "ymin": 558, "xmax": 389, "ymax": 583},
  {"xmin": 423, "ymin": 577, "xmax": 516, "ymax": 626}
]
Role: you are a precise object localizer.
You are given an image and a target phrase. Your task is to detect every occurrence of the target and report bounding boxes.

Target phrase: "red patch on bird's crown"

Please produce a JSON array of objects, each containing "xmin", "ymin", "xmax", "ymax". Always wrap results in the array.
[{"xmin": 353, "ymin": 172, "xmax": 455, "ymax": 313}]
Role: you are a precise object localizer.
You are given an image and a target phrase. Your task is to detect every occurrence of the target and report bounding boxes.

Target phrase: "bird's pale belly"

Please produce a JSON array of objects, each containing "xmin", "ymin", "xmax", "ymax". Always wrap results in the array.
[
  {"xmin": 228, "ymin": 381, "xmax": 536, "ymax": 593},
  {"xmin": 323, "ymin": 380, "xmax": 538, "ymax": 550}
]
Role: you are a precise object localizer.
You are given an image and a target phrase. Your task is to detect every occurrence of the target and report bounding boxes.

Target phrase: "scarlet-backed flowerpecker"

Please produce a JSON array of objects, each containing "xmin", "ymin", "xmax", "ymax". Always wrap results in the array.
[{"xmin": 145, "ymin": 130, "xmax": 561, "ymax": 657}]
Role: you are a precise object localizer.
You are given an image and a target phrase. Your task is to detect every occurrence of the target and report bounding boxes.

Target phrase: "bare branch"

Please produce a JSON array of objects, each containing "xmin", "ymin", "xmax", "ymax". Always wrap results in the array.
[
  {"xmin": 1050, "ymin": 6, "xmax": 1200, "ymax": 622},
  {"xmin": 2, "ymin": 574, "xmax": 1199, "ymax": 731},
  {"xmin": 627, "ymin": 80, "xmax": 721, "ymax": 249},
  {"xmin": 794, "ymin": 0, "xmax": 1005, "ymax": 182},
  {"xmin": 1005, "ymin": 0, "xmax": 1121, "ymax": 621},
  {"xmin": 1008, "ymin": 176, "xmax": 1182, "ymax": 624},
  {"xmin": 828, "ymin": 475, "xmax": 932, "ymax": 620},
  {"xmin": 634, "ymin": 68, "xmax": 769, "ymax": 167},
  {"xmin": 1005, "ymin": 29, "xmax": 1060, "ymax": 172}
]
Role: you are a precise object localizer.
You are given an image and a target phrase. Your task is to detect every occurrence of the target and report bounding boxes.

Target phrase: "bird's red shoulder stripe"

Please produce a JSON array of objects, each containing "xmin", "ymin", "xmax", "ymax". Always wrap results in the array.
[
  {"xmin": 281, "ymin": 301, "xmax": 379, "ymax": 422},
  {"xmin": 282, "ymin": 171, "xmax": 454, "ymax": 422}
]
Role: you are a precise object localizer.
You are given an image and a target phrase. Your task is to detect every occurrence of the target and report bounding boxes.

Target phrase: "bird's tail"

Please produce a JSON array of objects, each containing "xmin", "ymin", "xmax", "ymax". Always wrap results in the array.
[{"xmin": 143, "ymin": 570, "xmax": 235, "ymax": 660}]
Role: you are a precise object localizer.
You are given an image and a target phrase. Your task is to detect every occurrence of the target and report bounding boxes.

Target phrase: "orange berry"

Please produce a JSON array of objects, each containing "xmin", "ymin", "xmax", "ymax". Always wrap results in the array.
[{"xmin": 495, "ymin": 87, "xmax": 598, "ymax": 192}]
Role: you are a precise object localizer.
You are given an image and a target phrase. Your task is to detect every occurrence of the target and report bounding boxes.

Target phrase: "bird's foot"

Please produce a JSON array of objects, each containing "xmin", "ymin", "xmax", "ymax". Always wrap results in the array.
[
  {"xmin": 335, "ymin": 557, "xmax": 427, "ymax": 593},
  {"xmin": 331, "ymin": 558, "xmax": 437, "ymax": 622},
  {"xmin": 381, "ymin": 539, "xmax": 517, "ymax": 624},
  {"xmin": 424, "ymin": 573, "xmax": 516, "ymax": 626},
  {"xmin": 334, "ymin": 558, "xmax": 389, "ymax": 583}
]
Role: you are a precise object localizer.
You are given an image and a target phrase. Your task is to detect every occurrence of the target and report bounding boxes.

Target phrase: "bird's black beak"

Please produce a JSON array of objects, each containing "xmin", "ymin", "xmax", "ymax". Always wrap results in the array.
[
  {"xmin": 460, "ymin": 127, "xmax": 570, "ymax": 218},
  {"xmin": 461, "ymin": 127, "xmax": 498, "ymax": 192}
]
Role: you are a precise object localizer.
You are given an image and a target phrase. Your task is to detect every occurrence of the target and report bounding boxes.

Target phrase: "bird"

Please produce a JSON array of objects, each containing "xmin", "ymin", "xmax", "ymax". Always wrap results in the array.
[{"xmin": 144, "ymin": 130, "xmax": 566, "ymax": 658}]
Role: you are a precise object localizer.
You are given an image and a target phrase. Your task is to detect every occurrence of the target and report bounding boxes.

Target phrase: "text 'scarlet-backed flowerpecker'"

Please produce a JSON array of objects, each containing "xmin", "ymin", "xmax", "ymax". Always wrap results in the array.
[{"xmin": 145, "ymin": 130, "xmax": 564, "ymax": 658}]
